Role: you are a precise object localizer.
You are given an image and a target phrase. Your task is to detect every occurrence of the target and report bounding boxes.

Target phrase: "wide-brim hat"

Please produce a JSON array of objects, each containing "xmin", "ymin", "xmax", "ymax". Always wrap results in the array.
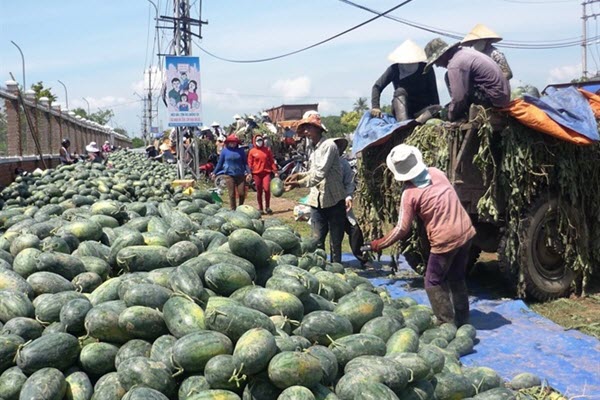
[
  {"xmin": 211, "ymin": 121, "xmax": 220, "ymax": 127},
  {"xmin": 159, "ymin": 143, "xmax": 170, "ymax": 152},
  {"xmin": 388, "ymin": 39, "xmax": 427, "ymax": 64},
  {"xmin": 296, "ymin": 112, "xmax": 328, "ymax": 133},
  {"xmin": 201, "ymin": 126, "xmax": 211, "ymax": 131},
  {"xmin": 233, "ymin": 114, "xmax": 241, "ymax": 120},
  {"xmin": 386, "ymin": 144, "xmax": 427, "ymax": 182},
  {"xmin": 462, "ymin": 24, "xmax": 502, "ymax": 45},
  {"xmin": 86, "ymin": 142, "xmax": 100, "ymax": 153},
  {"xmin": 224, "ymin": 134, "xmax": 241, "ymax": 144},
  {"xmin": 424, "ymin": 38, "xmax": 460, "ymax": 72},
  {"xmin": 333, "ymin": 137, "xmax": 348, "ymax": 153}
]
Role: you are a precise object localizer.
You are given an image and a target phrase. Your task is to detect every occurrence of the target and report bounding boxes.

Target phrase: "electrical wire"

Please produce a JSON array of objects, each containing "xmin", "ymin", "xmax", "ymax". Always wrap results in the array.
[
  {"xmin": 191, "ymin": 0, "xmax": 415, "ymax": 63},
  {"xmin": 337, "ymin": 0, "xmax": 590, "ymax": 49},
  {"xmin": 496, "ymin": 0, "xmax": 578, "ymax": 3}
]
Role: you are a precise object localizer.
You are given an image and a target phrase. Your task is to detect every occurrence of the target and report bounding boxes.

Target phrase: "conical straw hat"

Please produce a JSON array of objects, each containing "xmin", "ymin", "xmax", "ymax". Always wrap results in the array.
[
  {"xmin": 462, "ymin": 24, "xmax": 502, "ymax": 44},
  {"xmin": 387, "ymin": 39, "xmax": 427, "ymax": 64}
]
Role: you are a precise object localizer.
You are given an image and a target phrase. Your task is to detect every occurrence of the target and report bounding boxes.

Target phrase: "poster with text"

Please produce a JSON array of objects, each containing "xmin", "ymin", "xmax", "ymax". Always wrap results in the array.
[{"xmin": 165, "ymin": 56, "xmax": 202, "ymax": 127}]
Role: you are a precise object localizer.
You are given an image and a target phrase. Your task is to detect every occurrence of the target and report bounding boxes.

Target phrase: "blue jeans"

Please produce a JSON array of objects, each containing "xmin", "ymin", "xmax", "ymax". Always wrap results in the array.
[{"xmin": 311, "ymin": 200, "xmax": 346, "ymax": 263}]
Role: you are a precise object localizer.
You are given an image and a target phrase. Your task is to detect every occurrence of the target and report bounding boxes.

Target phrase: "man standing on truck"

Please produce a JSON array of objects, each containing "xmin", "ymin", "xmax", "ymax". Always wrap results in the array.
[
  {"xmin": 425, "ymin": 38, "xmax": 510, "ymax": 122},
  {"xmin": 371, "ymin": 39, "xmax": 439, "ymax": 121},
  {"xmin": 461, "ymin": 24, "xmax": 513, "ymax": 81},
  {"xmin": 284, "ymin": 112, "xmax": 346, "ymax": 264},
  {"xmin": 360, "ymin": 144, "xmax": 475, "ymax": 327}
]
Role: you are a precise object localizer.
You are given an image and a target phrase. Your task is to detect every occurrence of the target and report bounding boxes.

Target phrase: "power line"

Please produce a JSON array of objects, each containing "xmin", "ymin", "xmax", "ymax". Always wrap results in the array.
[
  {"xmin": 337, "ymin": 0, "xmax": 591, "ymax": 49},
  {"xmin": 191, "ymin": 0, "xmax": 415, "ymax": 63},
  {"xmin": 496, "ymin": 0, "xmax": 577, "ymax": 3}
]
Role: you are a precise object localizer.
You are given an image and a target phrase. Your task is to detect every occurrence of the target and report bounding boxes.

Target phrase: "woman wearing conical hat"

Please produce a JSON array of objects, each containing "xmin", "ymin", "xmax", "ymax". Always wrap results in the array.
[
  {"xmin": 462, "ymin": 24, "xmax": 513, "ymax": 80},
  {"xmin": 370, "ymin": 39, "xmax": 440, "ymax": 122}
]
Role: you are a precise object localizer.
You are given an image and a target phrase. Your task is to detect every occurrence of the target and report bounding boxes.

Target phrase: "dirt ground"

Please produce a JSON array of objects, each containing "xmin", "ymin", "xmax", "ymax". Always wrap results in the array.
[{"xmin": 243, "ymin": 188, "xmax": 600, "ymax": 340}]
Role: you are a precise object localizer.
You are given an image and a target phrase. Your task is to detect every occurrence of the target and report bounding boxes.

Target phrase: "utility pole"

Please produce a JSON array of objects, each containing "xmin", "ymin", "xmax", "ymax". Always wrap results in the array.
[
  {"xmin": 582, "ymin": 0, "xmax": 600, "ymax": 78},
  {"xmin": 147, "ymin": 68, "xmax": 153, "ymax": 146},
  {"xmin": 156, "ymin": 0, "xmax": 207, "ymax": 179}
]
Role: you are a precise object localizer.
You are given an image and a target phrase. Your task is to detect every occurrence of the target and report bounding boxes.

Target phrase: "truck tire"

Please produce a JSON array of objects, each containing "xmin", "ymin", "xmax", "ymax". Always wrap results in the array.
[{"xmin": 519, "ymin": 197, "xmax": 576, "ymax": 301}]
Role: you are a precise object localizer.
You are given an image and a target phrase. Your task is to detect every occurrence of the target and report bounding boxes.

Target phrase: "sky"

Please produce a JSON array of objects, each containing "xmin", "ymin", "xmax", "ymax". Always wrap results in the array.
[{"xmin": 0, "ymin": 0, "xmax": 590, "ymax": 137}]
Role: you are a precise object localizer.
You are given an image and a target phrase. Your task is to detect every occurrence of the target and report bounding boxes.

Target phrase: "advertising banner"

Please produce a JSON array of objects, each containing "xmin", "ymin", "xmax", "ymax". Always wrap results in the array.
[{"xmin": 165, "ymin": 56, "xmax": 202, "ymax": 127}]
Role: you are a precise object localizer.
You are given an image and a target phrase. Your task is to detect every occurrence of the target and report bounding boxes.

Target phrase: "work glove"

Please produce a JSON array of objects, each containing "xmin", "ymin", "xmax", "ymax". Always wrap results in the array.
[
  {"xmin": 370, "ymin": 108, "xmax": 382, "ymax": 118},
  {"xmin": 360, "ymin": 243, "xmax": 373, "ymax": 253}
]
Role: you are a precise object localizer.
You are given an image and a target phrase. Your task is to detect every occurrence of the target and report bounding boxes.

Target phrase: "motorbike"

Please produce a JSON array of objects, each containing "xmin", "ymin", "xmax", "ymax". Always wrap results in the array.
[{"xmin": 277, "ymin": 151, "xmax": 308, "ymax": 182}]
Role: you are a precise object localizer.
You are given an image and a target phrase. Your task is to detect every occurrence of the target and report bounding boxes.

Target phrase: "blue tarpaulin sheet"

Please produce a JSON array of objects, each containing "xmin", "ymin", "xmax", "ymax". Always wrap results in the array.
[
  {"xmin": 340, "ymin": 254, "xmax": 600, "ymax": 397},
  {"xmin": 351, "ymin": 112, "xmax": 415, "ymax": 155},
  {"xmin": 524, "ymin": 87, "xmax": 600, "ymax": 141}
]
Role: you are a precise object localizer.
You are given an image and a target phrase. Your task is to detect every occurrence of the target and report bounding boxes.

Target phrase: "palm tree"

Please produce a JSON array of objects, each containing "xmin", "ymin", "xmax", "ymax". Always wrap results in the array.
[{"xmin": 353, "ymin": 97, "xmax": 369, "ymax": 112}]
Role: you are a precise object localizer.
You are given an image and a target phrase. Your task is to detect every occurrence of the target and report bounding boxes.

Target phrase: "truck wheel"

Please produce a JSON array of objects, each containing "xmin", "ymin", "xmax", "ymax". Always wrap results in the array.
[{"xmin": 519, "ymin": 197, "xmax": 576, "ymax": 301}]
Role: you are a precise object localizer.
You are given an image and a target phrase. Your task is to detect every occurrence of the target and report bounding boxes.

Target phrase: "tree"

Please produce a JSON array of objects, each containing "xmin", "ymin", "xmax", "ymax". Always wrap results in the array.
[
  {"xmin": 131, "ymin": 137, "xmax": 144, "ymax": 148},
  {"xmin": 72, "ymin": 107, "xmax": 114, "ymax": 125},
  {"xmin": 353, "ymin": 97, "xmax": 368, "ymax": 113},
  {"xmin": 31, "ymin": 81, "xmax": 57, "ymax": 102},
  {"xmin": 320, "ymin": 115, "xmax": 346, "ymax": 137},
  {"xmin": 340, "ymin": 111, "xmax": 361, "ymax": 132},
  {"xmin": 114, "ymin": 128, "xmax": 129, "ymax": 137}
]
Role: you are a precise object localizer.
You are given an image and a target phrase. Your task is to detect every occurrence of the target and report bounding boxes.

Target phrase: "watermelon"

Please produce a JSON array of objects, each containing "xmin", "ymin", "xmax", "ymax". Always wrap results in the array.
[
  {"xmin": 329, "ymin": 334, "xmax": 386, "ymax": 367},
  {"xmin": 114, "ymin": 340, "xmax": 152, "ymax": 369},
  {"xmin": 0, "ymin": 334, "xmax": 24, "ymax": 374},
  {"xmin": 118, "ymin": 306, "xmax": 168, "ymax": 341},
  {"xmin": 205, "ymin": 304, "xmax": 275, "ymax": 342},
  {"xmin": 270, "ymin": 178, "xmax": 285, "ymax": 198},
  {"xmin": 268, "ymin": 351, "xmax": 323, "ymax": 389},
  {"xmin": 65, "ymin": 371, "xmax": 94, "ymax": 400},
  {"xmin": 228, "ymin": 229, "xmax": 270, "ymax": 268},
  {"xmin": 16, "ymin": 333, "xmax": 80, "ymax": 374},
  {"xmin": 19, "ymin": 367, "xmax": 67, "ymax": 400},
  {"xmin": 386, "ymin": 328, "xmax": 420, "ymax": 355},
  {"xmin": 232, "ymin": 328, "xmax": 277, "ymax": 375},
  {"xmin": 80, "ymin": 342, "xmax": 119, "ymax": 376},
  {"xmin": 1, "ymin": 317, "xmax": 44, "ymax": 341},
  {"xmin": 0, "ymin": 366, "xmax": 27, "ymax": 400},
  {"xmin": 242, "ymin": 288, "xmax": 304, "ymax": 321},
  {"xmin": 163, "ymin": 296, "xmax": 206, "ymax": 338},
  {"xmin": 297, "ymin": 311, "xmax": 353, "ymax": 346},
  {"xmin": 117, "ymin": 356, "xmax": 175, "ymax": 396},
  {"xmin": 334, "ymin": 291, "xmax": 384, "ymax": 332},
  {"xmin": 171, "ymin": 330, "xmax": 233, "ymax": 374}
]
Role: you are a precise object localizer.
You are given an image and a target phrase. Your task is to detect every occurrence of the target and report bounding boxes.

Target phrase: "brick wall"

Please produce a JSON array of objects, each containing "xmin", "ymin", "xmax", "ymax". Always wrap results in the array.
[{"xmin": 0, "ymin": 81, "xmax": 132, "ymax": 187}]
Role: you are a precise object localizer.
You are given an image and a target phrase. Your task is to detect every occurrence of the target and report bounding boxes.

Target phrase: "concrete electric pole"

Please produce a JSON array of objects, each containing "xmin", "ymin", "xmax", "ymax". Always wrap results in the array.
[
  {"xmin": 582, "ymin": 0, "xmax": 600, "ymax": 79},
  {"xmin": 157, "ymin": 0, "xmax": 207, "ymax": 179}
]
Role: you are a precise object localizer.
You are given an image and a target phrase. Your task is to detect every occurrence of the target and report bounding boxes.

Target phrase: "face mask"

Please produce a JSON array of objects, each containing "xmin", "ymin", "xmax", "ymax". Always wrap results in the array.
[
  {"xmin": 411, "ymin": 169, "xmax": 432, "ymax": 188},
  {"xmin": 473, "ymin": 40, "xmax": 486, "ymax": 52},
  {"xmin": 255, "ymin": 140, "xmax": 263, "ymax": 147}
]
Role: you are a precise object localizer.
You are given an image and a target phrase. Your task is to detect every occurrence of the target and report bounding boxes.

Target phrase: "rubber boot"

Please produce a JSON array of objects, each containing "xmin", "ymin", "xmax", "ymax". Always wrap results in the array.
[
  {"xmin": 425, "ymin": 284, "xmax": 455, "ymax": 325},
  {"xmin": 449, "ymin": 280, "xmax": 470, "ymax": 327},
  {"xmin": 392, "ymin": 93, "xmax": 409, "ymax": 122}
]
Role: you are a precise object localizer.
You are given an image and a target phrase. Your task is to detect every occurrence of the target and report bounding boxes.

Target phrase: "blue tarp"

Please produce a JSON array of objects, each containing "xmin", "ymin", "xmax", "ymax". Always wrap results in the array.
[
  {"xmin": 524, "ymin": 87, "xmax": 599, "ymax": 141},
  {"xmin": 351, "ymin": 112, "xmax": 415, "ymax": 155},
  {"xmin": 340, "ymin": 254, "xmax": 600, "ymax": 396}
]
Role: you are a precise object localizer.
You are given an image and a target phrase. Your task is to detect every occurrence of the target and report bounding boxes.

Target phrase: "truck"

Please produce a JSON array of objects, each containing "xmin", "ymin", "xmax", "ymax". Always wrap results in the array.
[{"xmin": 355, "ymin": 104, "xmax": 599, "ymax": 301}]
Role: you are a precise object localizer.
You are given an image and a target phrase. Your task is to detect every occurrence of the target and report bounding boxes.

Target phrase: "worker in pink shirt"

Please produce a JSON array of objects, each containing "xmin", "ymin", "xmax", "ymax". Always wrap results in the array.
[{"xmin": 361, "ymin": 144, "xmax": 475, "ymax": 326}]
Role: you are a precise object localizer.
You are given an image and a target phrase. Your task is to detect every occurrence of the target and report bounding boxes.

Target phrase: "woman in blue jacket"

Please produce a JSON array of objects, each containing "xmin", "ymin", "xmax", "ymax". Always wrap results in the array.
[{"xmin": 212, "ymin": 134, "xmax": 249, "ymax": 209}]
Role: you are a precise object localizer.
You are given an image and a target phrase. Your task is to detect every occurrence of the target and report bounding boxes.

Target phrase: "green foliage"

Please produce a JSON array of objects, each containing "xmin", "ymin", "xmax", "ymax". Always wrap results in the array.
[
  {"xmin": 31, "ymin": 81, "xmax": 57, "ymax": 102},
  {"xmin": 72, "ymin": 108, "xmax": 114, "ymax": 125},
  {"xmin": 321, "ymin": 115, "xmax": 350, "ymax": 137},
  {"xmin": 114, "ymin": 128, "xmax": 129, "ymax": 137},
  {"xmin": 353, "ymin": 97, "xmax": 369, "ymax": 113},
  {"xmin": 131, "ymin": 138, "xmax": 145, "ymax": 148},
  {"xmin": 340, "ymin": 111, "xmax": 361, "ymax": 132}
]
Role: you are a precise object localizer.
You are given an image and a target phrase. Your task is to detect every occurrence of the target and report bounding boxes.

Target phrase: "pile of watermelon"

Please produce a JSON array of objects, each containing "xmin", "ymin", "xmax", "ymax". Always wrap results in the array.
[{"xmin": 0, "ymin": 152, "xmax": 548, "ymax": 400}]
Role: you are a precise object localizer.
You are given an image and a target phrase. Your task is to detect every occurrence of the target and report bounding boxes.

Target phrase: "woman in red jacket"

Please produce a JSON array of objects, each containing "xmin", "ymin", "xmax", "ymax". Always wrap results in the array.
[{"xmin": 248, "ymin": 134, "xmax": 278, "ymax": 214}]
